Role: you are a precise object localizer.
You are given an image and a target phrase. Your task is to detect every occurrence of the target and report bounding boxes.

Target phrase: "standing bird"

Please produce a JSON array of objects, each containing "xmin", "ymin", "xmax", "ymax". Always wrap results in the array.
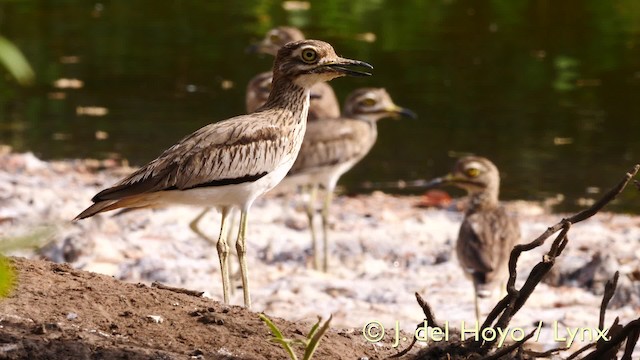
[
  {"xmin": 280, "ymin": 88, "xmax": 416, "ymax": 271},
  {"xmin": 424, "ymin": 156, "xmax": 520, "ymax": 321},
  {"xmin": 247, "ymin": 26, "xmax": 340, "ymax": 121},
  {"xmin": 75, "ymin": 40, "xmax": 373, "ymax": 308}
]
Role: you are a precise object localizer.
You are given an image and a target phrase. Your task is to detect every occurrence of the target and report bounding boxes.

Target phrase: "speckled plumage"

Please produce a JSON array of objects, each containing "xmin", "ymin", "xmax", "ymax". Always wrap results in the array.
[
  {"xmin": 430, "ymin": 156, "xmax": 520, "ymax": 320},
  {"xmin": 75, "ymin": 39, "xmax": 372, "ymax": 308},
  {"xmin": 246, "ymin": 26, "xmax": 340, "ymax": 121},
  {"xmin": 279, "ymin": 88, "xmax": 415, "ymax": 271}
]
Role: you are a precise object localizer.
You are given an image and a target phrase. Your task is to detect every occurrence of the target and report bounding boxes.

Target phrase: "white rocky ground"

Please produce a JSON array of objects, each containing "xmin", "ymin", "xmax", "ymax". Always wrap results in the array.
[{"xmin": 1, "ymin": 148, "xmax": 639, "ymax": 355}]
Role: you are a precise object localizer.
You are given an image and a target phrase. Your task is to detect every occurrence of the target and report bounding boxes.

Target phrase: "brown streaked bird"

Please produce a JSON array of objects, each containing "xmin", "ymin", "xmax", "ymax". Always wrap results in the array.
[
  {"xmin": 424, "ymin": 156, "xmax": 520, "ymax": 321},
  {"xmin": 75, "ymin": 40, "xmax": 373, "ymax": 308},
  {"xmin": 278, "ymin": 88, "xmax": 416, "ymax": 271},
  {"xmin": 246, "ymin": 26, "xmax": 340, "ymax": 121}
]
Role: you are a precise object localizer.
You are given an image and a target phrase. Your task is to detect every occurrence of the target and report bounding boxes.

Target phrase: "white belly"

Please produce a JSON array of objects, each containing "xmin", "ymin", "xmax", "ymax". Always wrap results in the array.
[{"xmin": 154, "ymin": 156, "xmax": 296, "ymax": 210}]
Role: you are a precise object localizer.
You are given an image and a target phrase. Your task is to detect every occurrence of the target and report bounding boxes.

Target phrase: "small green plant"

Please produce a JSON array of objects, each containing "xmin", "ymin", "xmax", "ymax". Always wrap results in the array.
[
  {"xmin": 0, "ymin": 256, "xmax": 15, "ymax": 297},
  {"xmin": 259, "ymin": 313, "xmax": 332, "ymax": 360},
  {"xmin": 0, "ymin": 226, "xmax": 54, "ymax": 298}
]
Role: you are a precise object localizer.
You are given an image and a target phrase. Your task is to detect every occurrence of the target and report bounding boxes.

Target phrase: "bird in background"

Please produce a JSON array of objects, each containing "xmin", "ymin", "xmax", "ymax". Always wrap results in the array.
[
  {"xmin": 279, "ymin": 88, "xmax": 416, "ymax": 271},
  {"xmin": 75, "ymin": 40, "xmax": 373, "ymax": 308},
  {"xmin": 423, "ymin": 156, "xmax": 520, "ymax": 321}
]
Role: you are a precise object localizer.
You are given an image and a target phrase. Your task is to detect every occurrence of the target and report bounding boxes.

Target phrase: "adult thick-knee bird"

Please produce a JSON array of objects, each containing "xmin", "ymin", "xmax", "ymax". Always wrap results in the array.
[
  {"xmin": 75, "ymin": 40, "xmax": 372, "ymax": 308},
  {"xmin": 246, "ymin": 26, "xmax": 340, "ymax": 121},
  {"xmin": 424, "ymin": 156, "xmax": 520, "ymax": 321},
  {"xmin": 279, "ymin": 88, "xmax": 415, "ymax": 271}
]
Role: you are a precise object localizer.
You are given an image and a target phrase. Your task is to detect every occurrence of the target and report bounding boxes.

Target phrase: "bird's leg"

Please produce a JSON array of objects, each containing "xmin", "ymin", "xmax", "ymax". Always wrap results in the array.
[
  {"xmin": 320, "ymin": 189, "xmax": 334, "ymax": 273},
  {"xmin": 304, "ymin": 184, "xmax": 320, "ymax": 270},
  {"xmin": 235, "ymin": 209, "xmax": 251, "ymax": 308},
  {"xmin": 216, "ymin": 206, "xmax": 232, "ymax": 304},
  {"xmin": 189, "ymin": 207, "xmax": 214, "ymax": 243},
  {"xmin": 473, "ymin": 282, "xmax": 481, "ymax": 324},
  {"xmin": 226, "ymin": 209, "xmax": 238, "ymax": 296}
]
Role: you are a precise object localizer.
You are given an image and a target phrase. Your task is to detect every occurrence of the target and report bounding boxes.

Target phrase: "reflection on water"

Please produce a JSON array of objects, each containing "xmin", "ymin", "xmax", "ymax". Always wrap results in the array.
[{"xmin": 1, "ymin": 1, "xmax": 639, "ymax": 212}]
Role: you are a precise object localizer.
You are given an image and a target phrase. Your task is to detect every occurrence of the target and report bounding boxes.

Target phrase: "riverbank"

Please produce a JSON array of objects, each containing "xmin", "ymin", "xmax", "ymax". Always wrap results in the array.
[{"xmin": 1, "ymin": 149, "xmax": 639, "ymax": 357}]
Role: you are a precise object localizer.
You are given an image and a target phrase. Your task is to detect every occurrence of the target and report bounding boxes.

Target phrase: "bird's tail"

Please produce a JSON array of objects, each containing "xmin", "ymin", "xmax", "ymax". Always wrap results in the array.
[{"xmin": 74, "ymin": 197, "xmax": 151, "ymax": 221}]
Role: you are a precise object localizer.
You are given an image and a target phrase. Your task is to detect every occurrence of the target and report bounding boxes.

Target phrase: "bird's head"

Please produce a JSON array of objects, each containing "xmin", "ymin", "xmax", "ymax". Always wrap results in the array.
[
  {"xmin": 426, "ymin": 156, "xmax": 500, "ymax": 194},
  {"xmin": 342, "ymin": 88, "xmax": 416, "ymax": 122},
  {"xmin": 273, "ymin": 40, "xmax": 373, "ymax": 88},
  {"xmin": 247, "ymin": 26, "xmax": 305, "ymax": 56}
]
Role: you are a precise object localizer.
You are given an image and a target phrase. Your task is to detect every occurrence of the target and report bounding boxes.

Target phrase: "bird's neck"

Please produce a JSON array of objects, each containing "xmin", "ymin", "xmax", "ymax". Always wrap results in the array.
[
  {"xmin": 466, "ymin": 187, "xmax": 499, "ymax": 213},
  {"xmin": 261, "ymin": 76, "xmax": 310, "ymax": 126}
]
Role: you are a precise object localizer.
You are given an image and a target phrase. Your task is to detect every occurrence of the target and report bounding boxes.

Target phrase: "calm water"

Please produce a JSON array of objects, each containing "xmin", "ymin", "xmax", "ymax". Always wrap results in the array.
[{"xmin": 1, "ymin": 1, "xmax": 639, "ymax": 212}]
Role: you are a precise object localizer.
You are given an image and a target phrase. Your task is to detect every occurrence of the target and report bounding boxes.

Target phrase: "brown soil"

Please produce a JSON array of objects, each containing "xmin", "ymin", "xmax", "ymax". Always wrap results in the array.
[{"xmin": 0, "ymin": 257, "xmax": 400, "ymax": 360}]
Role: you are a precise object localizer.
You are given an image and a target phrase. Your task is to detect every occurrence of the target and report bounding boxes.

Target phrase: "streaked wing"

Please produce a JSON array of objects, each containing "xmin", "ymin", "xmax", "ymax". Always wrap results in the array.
[
  {"xmin": 93, "ymin": 113, "xmax": 287, "ymax": 202},
  {"xmin": 457, "ymin": 217, "xmax": 495, "ymax": 274},
  {"xmin": 289, "ymin": 118, "xmax": 373, "ymax": 175}
]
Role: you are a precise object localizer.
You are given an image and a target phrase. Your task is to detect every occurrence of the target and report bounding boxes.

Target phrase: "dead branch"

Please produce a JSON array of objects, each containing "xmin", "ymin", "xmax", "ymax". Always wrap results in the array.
[
  {"xmin": 599, "ymin": 271, "xmax": 619, "ymax": 330},
  {"xmin": 476, "ymin": 164, "xmax": 639, "ymax": 351},
  {"xmin": 479, "ymin": 330, "xmax": 535, "ymax": 360},
  {"xmin": 523, "ymin": 346, "xmax": 568, "ymax": 358},
  {"xmin": 582, "ymin": 318, "xmax": 640, "ymax": 360},
  {"xmin": 621, "ymin": 325, "xmax": 640, "ymax": 360},
  {"xmin": 391, "ymin": 292, "xmax": 441, "ymax": 358},
  {"xmin": 151, "ymin": 281, "xmax": 204, "ymax": 297},
  {"xmin": 415, "ymin": 292, "xmax": 441, "ymax": 329}
]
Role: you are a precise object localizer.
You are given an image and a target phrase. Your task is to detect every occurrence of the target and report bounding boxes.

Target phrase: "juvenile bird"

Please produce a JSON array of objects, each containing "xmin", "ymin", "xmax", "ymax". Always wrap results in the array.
[
  {"xmin": 425, "ymin": 156, "xmax": 520, "ymax": 321},
  {"xmin": 75, "ymin": 40, "xmax": 372, "ymax": 308}
]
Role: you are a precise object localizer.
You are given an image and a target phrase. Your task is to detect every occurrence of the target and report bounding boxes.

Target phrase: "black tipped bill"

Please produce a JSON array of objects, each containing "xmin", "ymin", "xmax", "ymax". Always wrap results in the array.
[
  {"xmin": 325, "ymin": 58, "xmax": 373, "ymax": 77},
  {"xmin": 421, "ymin": 176, "xmax": 448, "ymax": 190},
  {"xmin": 396, "ymin": 107, "xmax": 417, "ymax": 119}
]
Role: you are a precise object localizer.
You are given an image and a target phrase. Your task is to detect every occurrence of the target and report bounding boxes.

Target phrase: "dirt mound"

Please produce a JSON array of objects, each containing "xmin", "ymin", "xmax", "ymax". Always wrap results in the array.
[{"xmin": 0, "ymin": 257, "xmax": 398, "ymax": 359}]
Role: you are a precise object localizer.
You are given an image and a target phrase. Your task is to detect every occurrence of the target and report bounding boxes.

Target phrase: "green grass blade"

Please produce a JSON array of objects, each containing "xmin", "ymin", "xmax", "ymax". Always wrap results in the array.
[
  {"xmin": 0, "ymin": 257, "xmax": 16, "ymax": 297},
  {"xmin": 259, "ymin": 313, "xmax": 298, "ymax": 360},
  {"xmin": 306, "ymin": 316, "xmax": 321, "ymax": 340},
  {"xmin": 302, "ymin": 315, "xmax": 332, "ymax": 360}
]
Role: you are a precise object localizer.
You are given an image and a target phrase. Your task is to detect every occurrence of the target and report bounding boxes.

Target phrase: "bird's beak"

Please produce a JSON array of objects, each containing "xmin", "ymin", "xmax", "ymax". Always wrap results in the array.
[
  {"xmin": 421, "ymin": 175, "xmax": 448, "ymax": 189},
  {"xmin": 388, "ymin": 105, "xmax": 417, "ymax": 119},
  {"xmin": 322, "ymin": 58, "xmax": 373, "ymax": 77}
]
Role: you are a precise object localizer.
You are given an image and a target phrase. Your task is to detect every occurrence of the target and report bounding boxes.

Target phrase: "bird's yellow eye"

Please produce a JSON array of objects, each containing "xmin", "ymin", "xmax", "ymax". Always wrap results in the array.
[
  {"xmin": 361, "ymin": 98, "xmax": 376, "ymax": 107},
  {"xmin": 466, "ymin": 168, "xmax": 480, "ymax": 177},
  {"xmin": 269, "ymin": 34, "xmax": 280, "ymax": 44},
  {"xmin": 301, "ymin": 48, "xmax": 318, "ymax": 63}
]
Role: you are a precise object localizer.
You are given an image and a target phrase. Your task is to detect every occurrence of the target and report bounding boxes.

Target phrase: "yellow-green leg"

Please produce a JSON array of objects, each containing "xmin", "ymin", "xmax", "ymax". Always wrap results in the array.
[
  {"xmin": 189, "ymin": 207, "xmax": 214, "ymax": 243},
  {"xmin": 235, "ymin": 209, "xmax": 251, "ymax": 308},
  {"xmin": 216, "ymin": 206, "xmax": 232, "ymax": 304},
  {"xmin": 320, "ymin": 190, "xmax": 333, "ymax": 273},
  {"xmin": 304, "ymin": 184, "xmax": 320, "ymax": 270}
]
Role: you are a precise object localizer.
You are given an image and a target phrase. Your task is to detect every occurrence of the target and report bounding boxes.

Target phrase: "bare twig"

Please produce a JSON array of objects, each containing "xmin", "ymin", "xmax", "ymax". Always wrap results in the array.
[
  {"xmin": 391, "ymin": 293, "xmax": 441, "ymax": 358},
  {"xmin": 151, "ymin": 282, "xmax": 204, "ymax": 297},
  {"xmin": 523, "ymin": 345, "xmax": 569, "ymax": 358},
  {"xmin": 621, "ymin": 325, "xmax": 640, "ymax": 360},
  {"xmin": 566, "ymin": 342, "xmax": 596, "ymax": 360},
  {"xmin": 477, "ymin": 164, "xmax": 639, "ymax": 350},
  {"xmin": 415, "ymin": 292, "xmax": 441, "ymax": 329},
  {"xmin": 599, "ymin": 271, "xmax": 619, "ymax": 330},
  {"xmin": 479, "ymin": 330, "xmax": 535, "ymax": 360},
  {"xmin": 582, "ymin": 318, "xmax": 640, "ymax": 360}
]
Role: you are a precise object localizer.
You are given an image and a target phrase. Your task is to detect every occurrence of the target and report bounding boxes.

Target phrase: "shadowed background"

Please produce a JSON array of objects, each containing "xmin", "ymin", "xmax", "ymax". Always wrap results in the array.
[{"xmin": 1, "ymin": 0, "xmax": 639, "ymax": 212}]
